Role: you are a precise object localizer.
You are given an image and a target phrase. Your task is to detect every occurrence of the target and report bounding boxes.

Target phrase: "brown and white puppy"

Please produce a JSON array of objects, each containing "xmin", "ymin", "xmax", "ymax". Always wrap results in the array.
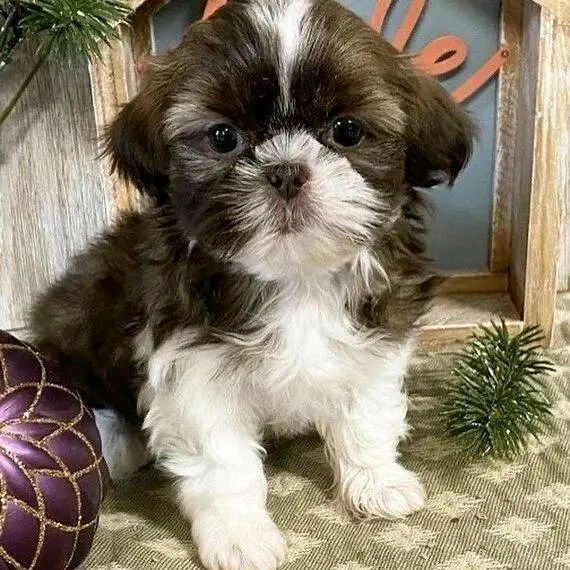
[{"xmin": 31, "ymin": 1, "xmax": 474, "ymax": 568}]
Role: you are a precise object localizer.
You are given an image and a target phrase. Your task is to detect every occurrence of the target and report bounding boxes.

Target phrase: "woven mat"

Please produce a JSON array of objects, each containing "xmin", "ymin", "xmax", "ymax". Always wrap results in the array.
[{"xmin": 83, "ymin": 295, "xmax": 570, "ymax": 570}]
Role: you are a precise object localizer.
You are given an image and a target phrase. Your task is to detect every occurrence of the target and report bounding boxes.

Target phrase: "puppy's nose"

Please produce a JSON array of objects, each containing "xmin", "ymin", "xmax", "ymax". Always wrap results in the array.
[{"xmin": 266, "ymin": 163, "xmax": 310, "ymax": 200}]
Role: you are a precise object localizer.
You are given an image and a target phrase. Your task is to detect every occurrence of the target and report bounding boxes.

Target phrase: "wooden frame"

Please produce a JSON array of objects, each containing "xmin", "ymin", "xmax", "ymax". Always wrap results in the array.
[{"xmin": 88, "ymin": 0, "xmax": 568, "ymax": 349}]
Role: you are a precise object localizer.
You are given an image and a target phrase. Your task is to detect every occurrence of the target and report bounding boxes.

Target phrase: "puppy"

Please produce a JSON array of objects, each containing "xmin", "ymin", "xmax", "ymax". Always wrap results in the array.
[{"xmin": 31, "ymin": 1, "xmax": 474, "ymax": 568}]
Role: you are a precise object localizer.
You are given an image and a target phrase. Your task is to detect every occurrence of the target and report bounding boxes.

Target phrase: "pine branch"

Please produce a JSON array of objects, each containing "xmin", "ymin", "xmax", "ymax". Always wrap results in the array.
[
  {"xmin": 0, "ymin": 4, "xmax": 25, "ymax": 71},
  {"xmin": 18, "ymin": 0, "xmax": 131, "ymax": 60},
  {"xmin": 0, "ymin": 33, "xmax": 52, "ymax": 124},
  {"xmin": 443, "ymin": 320, "xmax": 555, "ymax": 459},
  {"xmin": 0, "ymin": 0, "xmax": 131, "ymax": 126}
]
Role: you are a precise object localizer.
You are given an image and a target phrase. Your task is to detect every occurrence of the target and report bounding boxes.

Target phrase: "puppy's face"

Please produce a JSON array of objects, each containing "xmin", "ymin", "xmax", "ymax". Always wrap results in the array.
[{"xmin": 108, "ymin": 0, "xmax": 474, "ymax": 280}]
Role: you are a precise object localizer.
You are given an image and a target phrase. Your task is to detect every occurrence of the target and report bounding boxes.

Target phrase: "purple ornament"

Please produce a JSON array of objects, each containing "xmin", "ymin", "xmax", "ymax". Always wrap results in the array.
[{"xmin": 0, "ymin": 331, "xmax": 109, "ymax": 569}]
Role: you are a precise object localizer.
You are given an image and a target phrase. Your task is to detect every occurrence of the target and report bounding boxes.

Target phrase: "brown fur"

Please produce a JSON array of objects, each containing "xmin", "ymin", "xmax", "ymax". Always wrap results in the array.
[{"xmin": 31, "ymin": 0, "xmax": 474, "ymax": 422}]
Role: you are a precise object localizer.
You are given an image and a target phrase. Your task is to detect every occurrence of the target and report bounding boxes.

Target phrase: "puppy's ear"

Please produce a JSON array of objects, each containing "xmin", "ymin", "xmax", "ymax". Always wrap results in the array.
[
  {"xmin": 400, "ymin": 68, "xmax": 476, "ymax": 188},
  {"xmin": 104, "ymin": 62, "xmax": 171, "ymax": 203}
]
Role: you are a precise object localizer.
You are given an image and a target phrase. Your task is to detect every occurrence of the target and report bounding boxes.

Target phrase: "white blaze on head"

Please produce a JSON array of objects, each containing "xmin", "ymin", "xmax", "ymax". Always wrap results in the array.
[{"xmin": 249, "ymin": 0, "xmax": 313, "ymax": 110}]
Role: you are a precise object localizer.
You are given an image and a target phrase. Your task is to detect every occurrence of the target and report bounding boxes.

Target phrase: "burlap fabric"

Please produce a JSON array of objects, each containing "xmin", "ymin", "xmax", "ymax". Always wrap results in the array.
[{"xmin": 84, "ymin": 295, "xmax": 570, "ymax": 570}]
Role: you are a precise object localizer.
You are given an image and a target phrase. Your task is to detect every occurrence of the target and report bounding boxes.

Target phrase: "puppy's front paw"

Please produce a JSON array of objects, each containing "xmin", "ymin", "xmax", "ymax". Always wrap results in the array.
[
  {"xmin": 193, "ymin": 507, "xmax": 286, "ymax": 570},
  {"xmin": 340, "ymin": 462, "xmax": 425, "ymax": 520}
]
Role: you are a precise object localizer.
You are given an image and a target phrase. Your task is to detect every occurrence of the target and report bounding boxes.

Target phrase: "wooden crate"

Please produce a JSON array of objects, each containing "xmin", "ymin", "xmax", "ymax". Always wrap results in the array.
[{"xmin": 88, "ymin": 0, "xmax": 569, "ymax": 349}]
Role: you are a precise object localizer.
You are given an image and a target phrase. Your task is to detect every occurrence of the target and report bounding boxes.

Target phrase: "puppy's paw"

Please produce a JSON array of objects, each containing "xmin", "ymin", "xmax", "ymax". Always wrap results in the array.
[
  {"xmin": 193, "ymin": 507, "xmax": 286, "ymax": 570},
  {"xmin": 94, "ymin": 408, "xmax": 152, "ymax": 481},
  {"xmin": 339, "ymin": 462, "xmax": 426, "ymax": 520}
]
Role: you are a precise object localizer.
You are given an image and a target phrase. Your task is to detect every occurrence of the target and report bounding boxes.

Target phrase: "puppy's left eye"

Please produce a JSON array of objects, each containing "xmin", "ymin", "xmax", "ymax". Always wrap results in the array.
[
  {"xmin": 332, "ymin": 117, "xmax": 364, "ymax": 148},
  {"xmin": 208, "ymin": 124, "xmax": 240, "ymax": 153}
]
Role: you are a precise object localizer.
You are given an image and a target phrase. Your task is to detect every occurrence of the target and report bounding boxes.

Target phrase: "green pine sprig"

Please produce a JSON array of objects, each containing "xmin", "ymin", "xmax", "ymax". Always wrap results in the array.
[
  {"xmin": 443, "ymin": 321, "xmax": 555, "ymax": 459},
  {"xmin": 0, "ymin": 0, "xmax": 131, "ymax": 125},
  {"xmin": 17, "ymin": 0, "xmax": 131, "ymax": 59},
  {"xmin": 1, "ymin": 3, "xmax": 26, "ymax": 72}
]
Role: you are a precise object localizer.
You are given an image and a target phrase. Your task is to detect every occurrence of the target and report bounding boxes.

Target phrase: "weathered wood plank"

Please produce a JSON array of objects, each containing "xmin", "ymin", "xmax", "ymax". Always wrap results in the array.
[
  {"xmin": 490, "ymin": 0, "xmax": 522, "ymax": 272},
  {"xmin": 523, "ymin": 11, "xmax": 568, "ymax": 339},
  {"xmin": 532, "ymin": 0, "xmax": 570, "ymax": 22},
  {"xmin": 508, "ymin": 1, "xmax": 541, "ymax": 323},
  {"xmin": 0, "ymin": 45, "xmax": 109, "ymax": 330},
  {"xmin": 88, "ymin": 31, "xmax": 140, "ymax": 214},
  {"xmin": 417, "ymin": 292, "xmax": 523, "ymax": 350},
  {"xmin": 559, "ymin": 185, "xmax": 570, "ymax": 291},
  {"xmin": 438, "ymin": 272, "xmax": 508, "ymax": 295}
]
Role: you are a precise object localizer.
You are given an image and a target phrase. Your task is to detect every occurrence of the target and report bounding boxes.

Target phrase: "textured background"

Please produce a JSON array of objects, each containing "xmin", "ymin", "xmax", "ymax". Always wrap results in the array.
[
  {"xmin": 1, "ymin": 1, "xmax": 569, "ymax": 333},
  {"xmin": 82, "ymin": 294, "xmax": 570, "ymax": 570}
]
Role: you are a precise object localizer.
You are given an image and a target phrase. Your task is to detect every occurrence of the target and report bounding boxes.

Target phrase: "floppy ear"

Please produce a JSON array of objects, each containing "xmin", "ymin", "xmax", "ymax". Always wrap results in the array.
[
  {"xmin": 104, "ymin": 63, "xmax": 171, "ymax": 203},
  {"xmin": 401, "ymin": 69, "xmax": 476, "ymax": 188}
]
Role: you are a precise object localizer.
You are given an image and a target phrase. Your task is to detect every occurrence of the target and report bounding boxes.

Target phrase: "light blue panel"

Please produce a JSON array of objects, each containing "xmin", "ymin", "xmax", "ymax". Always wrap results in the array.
[
  {"xmin": 152, "ymin": 0, "xmax": 501, "ymax": 270},
  {"xmin": 153, "ymin": 0, "xmax": 207, "ymax": 52},
  {"xmin": 336, "ymin": 0, "xmax": 501, "ymax": 271}
]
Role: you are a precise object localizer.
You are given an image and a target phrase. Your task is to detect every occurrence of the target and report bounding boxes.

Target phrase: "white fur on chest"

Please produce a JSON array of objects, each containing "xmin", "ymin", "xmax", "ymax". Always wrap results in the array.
[
  {"xmin": 127, "ymin": 279, "xmax": 418, "ymax": 568},
  {"xmin": 136, "ymin": 280, "xmax": 410, "ymax": 438},
  {"xmin": 249, "ymin": 288, "xmax": 382, "ymax": 431}
]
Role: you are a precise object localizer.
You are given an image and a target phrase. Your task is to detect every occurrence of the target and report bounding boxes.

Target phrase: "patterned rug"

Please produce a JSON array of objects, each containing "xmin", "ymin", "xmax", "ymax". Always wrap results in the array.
[{"xmin": 83, "ymin": 296, "xmax": 570, "ymax": 570}]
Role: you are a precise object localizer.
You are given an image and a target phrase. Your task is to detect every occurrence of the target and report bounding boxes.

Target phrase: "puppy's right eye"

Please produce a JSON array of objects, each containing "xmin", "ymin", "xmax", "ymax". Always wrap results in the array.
[
  {"xmin": 208, "ymin": 124, "xmax": 240, "ymax": 154},
  {"xmin": 332, "ymin": 117, "xmax": 364, "ymax": 148}
]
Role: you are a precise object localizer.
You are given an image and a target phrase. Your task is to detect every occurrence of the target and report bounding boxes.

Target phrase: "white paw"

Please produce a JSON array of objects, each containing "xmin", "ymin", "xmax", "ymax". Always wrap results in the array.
[
  {"xmin": 339, "ymin": 462, "xmax": 426, "ymax": 520},
  {"xmin": 94, "ymin": 408, "xmax": 152, "ymax": 481},
  {"xmin": 192, "ymin": 508, "xmax": 286, "ymax": 570}
]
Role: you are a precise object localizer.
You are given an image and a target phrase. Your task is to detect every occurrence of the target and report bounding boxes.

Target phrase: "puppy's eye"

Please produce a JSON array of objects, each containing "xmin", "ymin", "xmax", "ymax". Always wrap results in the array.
[
  {"xmin": 208, "ymin": 124, "xmax": 240, "ymax": 153},
  {"xmin": 332, "ymin": 117, "xmax": 364, "ymax": 148}
]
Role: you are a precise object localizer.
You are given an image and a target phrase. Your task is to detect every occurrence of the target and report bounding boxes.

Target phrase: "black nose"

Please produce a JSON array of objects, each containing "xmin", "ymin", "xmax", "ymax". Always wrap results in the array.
[{"xmin": 266, "ymin": 163, "xmax": 310, "ymax": 200}]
